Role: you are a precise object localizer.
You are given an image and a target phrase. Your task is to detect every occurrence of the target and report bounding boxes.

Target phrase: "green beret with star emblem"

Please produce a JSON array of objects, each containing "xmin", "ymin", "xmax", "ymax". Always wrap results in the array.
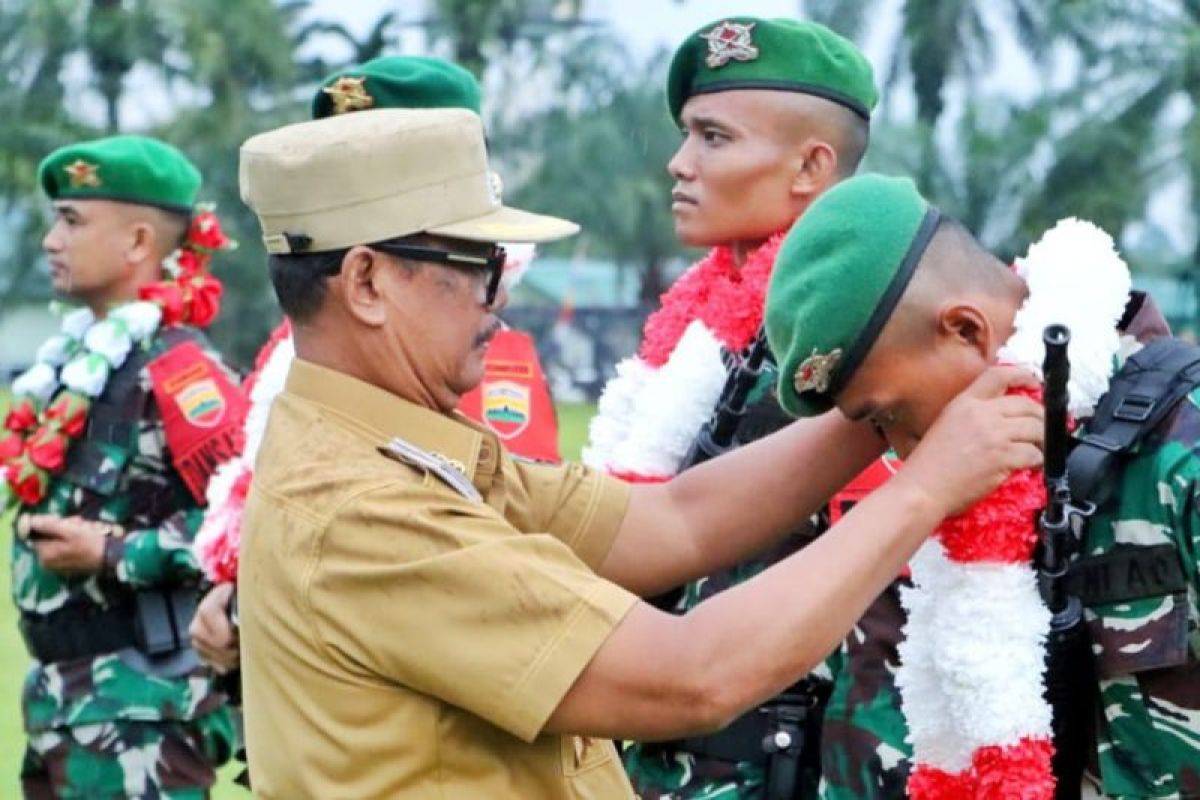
[
  {"xmin": 38, "ymin": 135, "xmax": 201, "ymax": 213},
  {"xmin": 312, "ymin": 55, "xmax": 482, "ymax": 119},
  {"xmin": 667, "ymin": 17, "xmax": 878, "ymax": 124},
  {"xmin": 765, "ymin": 174, "xmax": 943, "ymax": 418}
]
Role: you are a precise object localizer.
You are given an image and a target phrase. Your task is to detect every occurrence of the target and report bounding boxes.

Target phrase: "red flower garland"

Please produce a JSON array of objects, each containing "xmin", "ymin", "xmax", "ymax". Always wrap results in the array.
[
  {"xmin": 638, "ymin": 233, "xmax": 784, "ymax": 367},
  {"xmin": 137, "ymin": 207, "xmax": 234, "ymax": 328}
]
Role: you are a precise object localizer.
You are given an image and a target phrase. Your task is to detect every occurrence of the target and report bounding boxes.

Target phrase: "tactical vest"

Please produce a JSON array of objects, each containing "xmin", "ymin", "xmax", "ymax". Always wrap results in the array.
[{"xmin": 58, "ymin": 326, "xmax": 195, "ymax": 525}]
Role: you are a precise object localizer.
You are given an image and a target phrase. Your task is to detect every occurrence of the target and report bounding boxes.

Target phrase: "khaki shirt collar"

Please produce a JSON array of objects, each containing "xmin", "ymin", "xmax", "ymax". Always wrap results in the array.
[{"xmin": 285, "ymin": 358, "xmax": 500, "ymax": 482}]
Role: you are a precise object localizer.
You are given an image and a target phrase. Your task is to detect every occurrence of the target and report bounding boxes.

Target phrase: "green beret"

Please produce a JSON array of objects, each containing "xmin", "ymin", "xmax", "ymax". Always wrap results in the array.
[
  {"xmin": 312, "ymin": 56, "xmax": 482, "ymax": 119},
  {"xmin": 38, "ymin": 135, "xmax": 200, "ymax": 213},
  {"xmin": 766, "ymin": 174, "xmax": 943, "ymax": 418},
  {"xmin": 667, "ymin": 17, "xmax": 877, "ymax": 124}
]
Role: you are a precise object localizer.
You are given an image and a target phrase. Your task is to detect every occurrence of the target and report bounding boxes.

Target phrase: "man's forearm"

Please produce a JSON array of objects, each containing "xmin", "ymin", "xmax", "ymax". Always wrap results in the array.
[
  {"xmin": 607, "ymin": 411, "xmax": 882, "ymax": 596},
  {"xmin": 676, "ymin": 474, "xmax": 940, "ymax": 725}
]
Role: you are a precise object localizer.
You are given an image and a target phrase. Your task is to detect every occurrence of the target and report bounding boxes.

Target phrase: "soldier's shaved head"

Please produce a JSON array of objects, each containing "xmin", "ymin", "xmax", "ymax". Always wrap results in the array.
[
  {"xmin": 880, "ymin": 219, "xmax": 1026, "ymax": 355},
  {"xmin": 762, "ymin": 91, "xmax": 869, "ymax": 177}
]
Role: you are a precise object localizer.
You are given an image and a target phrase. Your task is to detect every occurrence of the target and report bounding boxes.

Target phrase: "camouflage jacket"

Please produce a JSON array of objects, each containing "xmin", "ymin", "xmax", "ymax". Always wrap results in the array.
[
  {"xmin": 820, "ymin": 295, "xmax": 1200, "ymax": 800},
  {"xmin": 1082, "ymin": 365, "xmax": 1200, "ymax": 797},
  {"xmin": 623, "ymin": 357, "xmax": 828, "ymax": 800},
  {"xmin": 819, "ymin": 582, "xmax": 911, "ymax": 800},
  {"xmin": 10, "ymin": 325, "xmax": 242, "ymax": 733}
]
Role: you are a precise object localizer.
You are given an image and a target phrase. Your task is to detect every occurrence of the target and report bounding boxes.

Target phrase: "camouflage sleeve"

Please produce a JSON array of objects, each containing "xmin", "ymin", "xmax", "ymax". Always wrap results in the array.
[{"xmin": 106, "ymin": 506, "xmax": 205, "ymax": 587}]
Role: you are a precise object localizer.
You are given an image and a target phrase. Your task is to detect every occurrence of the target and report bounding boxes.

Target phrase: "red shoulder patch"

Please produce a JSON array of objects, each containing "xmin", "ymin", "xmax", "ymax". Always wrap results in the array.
[{"xmin": 147, "ymin": 340, "xmax": 248, "ymax": 503}]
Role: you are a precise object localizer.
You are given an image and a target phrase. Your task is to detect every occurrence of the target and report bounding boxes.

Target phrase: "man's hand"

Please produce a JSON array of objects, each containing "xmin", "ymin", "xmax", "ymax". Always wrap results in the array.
[
  {"xmin": 897, "ymin": 365, "xmax": 1045, "ymax": 517},
  {"xmin": 190, "ymin": 582, "xmax": 240, "ymax": 674},
  {"xmin": 25, "ymin": 514, "xmax": 110, "ymax": 576}
]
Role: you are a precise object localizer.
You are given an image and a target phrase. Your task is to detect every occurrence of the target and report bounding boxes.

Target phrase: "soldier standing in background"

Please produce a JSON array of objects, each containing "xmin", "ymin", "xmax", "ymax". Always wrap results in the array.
[
  {"xmin": 580, "ymin": 16, "xmax": 908, "ymax": 799},
  {"xmin": 1, "ymin": 136, "xmax": 245, "ymax": 798}
]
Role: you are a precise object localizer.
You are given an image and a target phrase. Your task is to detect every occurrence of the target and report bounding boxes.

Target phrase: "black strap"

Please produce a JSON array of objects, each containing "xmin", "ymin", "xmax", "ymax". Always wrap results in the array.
[
  {"xmin": 20, "ymin": 603, "xmax": 139, "ymax": 663},
  {"xmin": 1068, "ymin": 338, "xmax": 1200, "ymax": 507}
]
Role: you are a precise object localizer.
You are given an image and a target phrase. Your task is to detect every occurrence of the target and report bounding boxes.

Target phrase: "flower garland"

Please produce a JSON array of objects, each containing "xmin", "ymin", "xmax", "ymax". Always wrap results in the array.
[
  {"xmin": 194, "ymin": 320, "xmax": 293, "ymax": 583},
  {"xmin": 138, "ymin": 203, "xmax": 235, "ymax": 328},
  {"xmin": 897, "ymin": 218, "xmax": 1131, "ymax": 799},
  {"xmin": 0, "ymin": 206, "xmax": 235, "ymax": 509},
  {"xmin": 583, "ymin": 233, "xmax": 783, "ymax": 481}
]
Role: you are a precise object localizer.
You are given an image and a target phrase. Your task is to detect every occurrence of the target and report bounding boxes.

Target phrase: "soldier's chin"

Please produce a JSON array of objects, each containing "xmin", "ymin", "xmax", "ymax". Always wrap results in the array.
[{"xmin": 673, "ymin": 217, "xmax": 722, "ymax": 248}]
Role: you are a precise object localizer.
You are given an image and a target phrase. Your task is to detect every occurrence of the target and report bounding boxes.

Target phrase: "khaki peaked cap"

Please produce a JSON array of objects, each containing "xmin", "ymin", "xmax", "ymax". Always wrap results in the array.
[{"xmin": 239, "ymin": 108, "xmax": 578, "ymax": 254}]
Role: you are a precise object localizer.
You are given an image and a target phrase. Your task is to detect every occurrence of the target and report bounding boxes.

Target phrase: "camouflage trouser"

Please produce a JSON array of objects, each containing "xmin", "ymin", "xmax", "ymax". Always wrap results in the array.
[{"xmin": 20, "ymin": 711, "xmax": 235, "ymax": 800}]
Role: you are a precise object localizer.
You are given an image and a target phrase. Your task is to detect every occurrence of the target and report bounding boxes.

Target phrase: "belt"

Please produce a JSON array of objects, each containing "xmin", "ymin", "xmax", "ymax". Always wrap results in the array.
[{"xmin": 20, "ymin": 603, "xmax": 139, "ymax": 664}]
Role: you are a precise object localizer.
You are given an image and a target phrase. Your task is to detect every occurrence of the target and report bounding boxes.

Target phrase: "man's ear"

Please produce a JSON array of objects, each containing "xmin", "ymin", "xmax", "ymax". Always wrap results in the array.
[
  {"xmin": 938, "ymin": 303, "xmax": 994, "ymax": 361},
  {"xmin": 126, "ymin": 221, "xmax": 156, "ymax": 268},
  {"xmin": 337, "ymin": 246, "xmax": 390, "ymax": 327},
  {"xmin": 791, "ymin": 139, "xmax": 838, "ymax": 197}
]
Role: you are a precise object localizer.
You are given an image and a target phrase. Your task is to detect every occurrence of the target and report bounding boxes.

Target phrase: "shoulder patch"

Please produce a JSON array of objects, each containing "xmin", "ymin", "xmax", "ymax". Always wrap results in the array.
[{"xmin": 380, "ymin": 437, "xmax": 482, "ymax": 503}]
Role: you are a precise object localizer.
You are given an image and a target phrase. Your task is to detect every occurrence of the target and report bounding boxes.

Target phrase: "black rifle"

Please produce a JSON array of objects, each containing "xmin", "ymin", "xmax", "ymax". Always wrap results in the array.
[
  {"xmin": 1038, "ymin": 324, "xmax": 1096, "ymax": 800},
  {"xmin": 683, "ymin": 328, "xmax": 772, "ymax": 467}
]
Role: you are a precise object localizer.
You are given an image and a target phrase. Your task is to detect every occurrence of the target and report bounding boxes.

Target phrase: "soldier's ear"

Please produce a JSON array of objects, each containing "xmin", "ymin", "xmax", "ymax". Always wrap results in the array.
[
  {"xmin": 790, "ymin": 139, "xmax": 837, "ymax": 198},
  {"xmin": 937, "ymin": 302, "xmax": 994, "ymax": 361},
  {"xmin": 337, "ymin": 246, "xmax": 389, "ymax": 328}
]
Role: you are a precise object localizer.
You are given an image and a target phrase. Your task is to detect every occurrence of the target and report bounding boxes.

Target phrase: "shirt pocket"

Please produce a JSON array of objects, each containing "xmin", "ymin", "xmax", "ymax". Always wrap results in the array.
[
  {"xmin": 1087, "ymin": 591, "xmax": 1191, "ymax": 678},
  {"xmin": 559, "ymin": 736, "xmax": 633, "ymax": 799}
]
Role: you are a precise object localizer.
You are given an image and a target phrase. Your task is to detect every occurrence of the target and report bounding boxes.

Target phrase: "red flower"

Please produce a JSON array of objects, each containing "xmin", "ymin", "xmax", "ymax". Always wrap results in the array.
[
  {"xmin": 44, "ymin": 392, "xmax": 91, "ymax": 438},
  {"xmin": 8, "ymin": 457, "xmax": 49, "ymax": 506},
  {"xmin": 188, "ymin": 211, "xmax": 231, "ymax": 251},
  {"xmin": 5, "ymin": 397, "xmax": 39, "ymax": 433},
  {"xmin": 176, "ymin": 248, "xmax": 205, "ymax": 277},
  {"xmin": 26, "ymin": 427, "xmax": 68, "ymax": 472},
  {"xmin": 185, "ymin": 273, "xmax": 223, "ymax": 328},
  {"xmin": 139, "ymin": 281, "xmax": 187, "ymax": 325},
  {"xmin": 0, "ymin": 430, "xmax": 23, "ymax": 461}
]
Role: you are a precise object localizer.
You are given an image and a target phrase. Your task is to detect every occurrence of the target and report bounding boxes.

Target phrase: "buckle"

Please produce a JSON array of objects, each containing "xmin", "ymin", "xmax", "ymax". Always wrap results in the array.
[{"xmin": 1113, "ymin": 395, "xmax": 1155, "ymax": 422}]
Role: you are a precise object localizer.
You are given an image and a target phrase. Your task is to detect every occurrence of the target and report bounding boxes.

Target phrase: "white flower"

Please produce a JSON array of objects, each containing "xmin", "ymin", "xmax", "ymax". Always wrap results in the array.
[
  {"xmin": 108, "ymin": 302, "xmax": 162, "ymax": 341},
  {"xmin": 83, "ymin": 319, "xmax": 133, "ymax": 367},
  {"xmin": 59, "ymin": 307, "xmax": 95, "ymax": 340},
  {"xmin": 11, "ymin": 363, "xmax": 58, "ymax": 403},
  {"xmin": 61, "ymin": 353, "xmax": 111, "ymax": 397},
  {"xmin": 35, "ymin": 334, "xmax": 76, "ymax": 367},
  {"xmin": 162, "ymin": 250, "xmax": 184, "ymax": 278}
]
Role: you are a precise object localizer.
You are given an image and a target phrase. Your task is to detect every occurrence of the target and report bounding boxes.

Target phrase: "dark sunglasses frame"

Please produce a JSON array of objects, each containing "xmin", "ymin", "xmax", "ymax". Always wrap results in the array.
[{"xmin": 371, "ymin": 242, "xmax": 507, "ymax": 307}]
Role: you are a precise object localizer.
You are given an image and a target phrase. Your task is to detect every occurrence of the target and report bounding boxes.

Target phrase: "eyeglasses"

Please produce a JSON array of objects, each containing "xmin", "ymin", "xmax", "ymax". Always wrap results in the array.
[{"xmin": 372, "ymin": 242, "xmax": 507, "ymax": 308}]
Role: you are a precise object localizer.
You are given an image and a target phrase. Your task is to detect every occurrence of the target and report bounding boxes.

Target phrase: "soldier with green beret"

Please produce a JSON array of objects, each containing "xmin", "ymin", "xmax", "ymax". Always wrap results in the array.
[
  {"xmin": 764, "ymin": 174, "xmax": 1200, "ymax": 798},
  {"xmin": 590, "ymin": 16, "xmax": 903, "ymax": 799},
  {"xmin": 5, "ymin": 135, "xmax": 246, "ymax": 797}
]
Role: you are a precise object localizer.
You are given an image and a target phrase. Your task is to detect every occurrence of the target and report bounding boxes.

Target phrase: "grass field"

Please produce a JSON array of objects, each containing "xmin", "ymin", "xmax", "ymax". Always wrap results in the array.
[{"xmin": 0, "ymin": 395, "xmax": 595, "ymax": 796}]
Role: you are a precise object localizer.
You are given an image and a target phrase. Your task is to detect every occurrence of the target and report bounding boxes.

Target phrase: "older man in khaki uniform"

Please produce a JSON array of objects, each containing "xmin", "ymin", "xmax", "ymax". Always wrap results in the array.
[{"xmin": 234, "ymin": 108, "xmax": 1045, "ymax": 799}]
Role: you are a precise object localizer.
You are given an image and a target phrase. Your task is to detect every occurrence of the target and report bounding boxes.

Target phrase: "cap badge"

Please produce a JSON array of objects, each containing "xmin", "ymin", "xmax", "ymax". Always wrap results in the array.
[
  {"xmin": 793, "ymin": 348, "xmax": 842, "ymax": 394},
  {"xmin": 700, "ymin": 21, "xmax": 759, "ymax": 69},
  {"xmin": 323, "ymin": 75, "xmax": 375, "ymax": 115},
  {"xmin": 64, "ymin": 159, "xmax": 101, "ymax": 189}
]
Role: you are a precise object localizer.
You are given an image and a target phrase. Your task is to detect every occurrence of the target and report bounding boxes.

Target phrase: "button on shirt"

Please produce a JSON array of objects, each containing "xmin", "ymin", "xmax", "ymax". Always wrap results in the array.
[{"xmin": 239, "ymin": 359, "xmax": 638, "ymax": 799}]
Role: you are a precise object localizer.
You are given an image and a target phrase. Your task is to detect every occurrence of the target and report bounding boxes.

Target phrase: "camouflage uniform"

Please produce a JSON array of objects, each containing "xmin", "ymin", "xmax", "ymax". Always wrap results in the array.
[
  {"xmin": 818, "ymin": 583, "xmax": 911, "ymax": 800},
  {"xmin": 1080, "ymin": 360, "xmax": 1200, "ymax": 796},
  {"xmin": 817, "ymin": 296, "xmax": 1200, "ymax": 799},
  {"xmin": 623, "ymin": 358, "xmax": 829, "ymax": 800},
  {"xmin": 12, "ymin": 326, "xmax": 238, "ymax": 799}
]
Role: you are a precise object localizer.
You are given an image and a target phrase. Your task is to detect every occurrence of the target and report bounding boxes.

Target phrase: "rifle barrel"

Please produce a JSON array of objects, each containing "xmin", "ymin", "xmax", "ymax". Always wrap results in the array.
[{"xmin": 1042, "ymin": 324, "xmax": 1071, "ymax": 481}]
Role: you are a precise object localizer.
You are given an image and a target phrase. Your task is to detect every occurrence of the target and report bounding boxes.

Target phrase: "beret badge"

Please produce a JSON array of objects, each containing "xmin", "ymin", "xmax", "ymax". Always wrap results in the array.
[
  {"xmin": 700, "ymin": 21, "xmax": 759, "ymax": 69},
  {"xmin": 64, "ymin": 159, "xmax": 101, "ymax": 189},
  {"xmin": 793, "ymin": 348, "xmax": 842, "ymax": 395},
  {"xmin": 323, "ymin": 75, "xmax": 375, "ymax": 115}
]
